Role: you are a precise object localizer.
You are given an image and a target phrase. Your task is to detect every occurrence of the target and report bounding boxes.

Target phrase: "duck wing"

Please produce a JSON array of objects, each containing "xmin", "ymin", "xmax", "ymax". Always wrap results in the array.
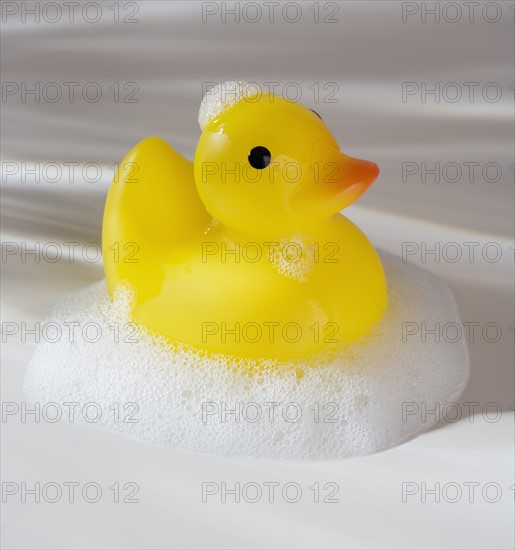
[{"xmin": 102, "ymin": 137, "xmax": 211, "ymax": 298}]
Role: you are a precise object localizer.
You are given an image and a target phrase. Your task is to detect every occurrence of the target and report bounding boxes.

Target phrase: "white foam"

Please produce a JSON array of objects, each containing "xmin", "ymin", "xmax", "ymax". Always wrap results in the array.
[
  {"xmin": 24, "ymin": 251, "xmax": 469, "ymax": 460},
  {"xmin": 271, "ymin": 234, "xmax": 317, "ymax": 282},
  {"xmin": 198, "ymin": 81, "xmax": 261, "ymax": 129}
]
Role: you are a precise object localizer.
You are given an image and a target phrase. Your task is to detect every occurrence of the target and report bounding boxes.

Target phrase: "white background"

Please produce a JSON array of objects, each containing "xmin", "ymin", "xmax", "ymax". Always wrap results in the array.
[{"xmin": 1, "ymin": 1, "xmax": 514, "ymax": 549}]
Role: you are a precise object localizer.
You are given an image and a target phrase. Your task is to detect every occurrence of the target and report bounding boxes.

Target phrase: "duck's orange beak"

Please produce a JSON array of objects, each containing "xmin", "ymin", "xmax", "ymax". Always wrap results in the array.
[
  {"xmin": 334, "ymin": 152, "xmax": 379, "ymax": 207},
  {"xmin": 292, "ymin": 145, "xmax": 379, "ymax": 217}
]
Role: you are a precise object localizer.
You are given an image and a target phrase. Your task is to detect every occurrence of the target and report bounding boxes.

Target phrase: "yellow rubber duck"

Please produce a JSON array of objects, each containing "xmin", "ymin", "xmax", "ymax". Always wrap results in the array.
[{"xmin": 102, "ymin": 82, "xmax": 387, "ymax": 360}]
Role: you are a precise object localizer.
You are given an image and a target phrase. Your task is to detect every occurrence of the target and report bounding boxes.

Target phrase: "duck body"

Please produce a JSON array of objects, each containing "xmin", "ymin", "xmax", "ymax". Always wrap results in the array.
[{"xmin": 102, "ymin": 84, "xmax": 387, "ymax": 360}]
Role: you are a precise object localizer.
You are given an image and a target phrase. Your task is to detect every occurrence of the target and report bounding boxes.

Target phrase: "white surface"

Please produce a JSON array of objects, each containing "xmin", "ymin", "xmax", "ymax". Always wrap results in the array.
[{"xmin": 1, "ymin": 1, "xmax": 514, "ymax": 549}]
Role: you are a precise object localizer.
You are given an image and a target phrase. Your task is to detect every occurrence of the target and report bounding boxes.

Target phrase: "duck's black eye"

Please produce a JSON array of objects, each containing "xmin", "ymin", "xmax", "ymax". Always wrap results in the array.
[
  {"xmin": 311, "ymin": 109, "xmax": 322, "ymax": 120},
  {"xmin": 248, "ymin": 146, "xmax": 271, "ymax": 169}
]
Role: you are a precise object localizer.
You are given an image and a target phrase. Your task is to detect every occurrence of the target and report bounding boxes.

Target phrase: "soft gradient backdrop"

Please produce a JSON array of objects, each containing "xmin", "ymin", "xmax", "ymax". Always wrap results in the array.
[{"xmin": 1, "ymin": 2, "xmax": 514, "ymax": 549}]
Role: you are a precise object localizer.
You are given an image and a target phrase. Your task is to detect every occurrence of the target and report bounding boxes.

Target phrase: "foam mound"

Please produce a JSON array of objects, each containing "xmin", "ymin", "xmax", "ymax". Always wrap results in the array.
[
  {"xmin": 24, "ymin": 252, "xmax": 469, "ymax": 460},
  {"xmin": 198, "ymin": 81, "xmax": 260, "ymax": 129}
]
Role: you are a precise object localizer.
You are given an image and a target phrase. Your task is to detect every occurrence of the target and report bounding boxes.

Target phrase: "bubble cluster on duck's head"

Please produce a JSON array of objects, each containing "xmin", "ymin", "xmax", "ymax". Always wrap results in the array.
[{"xmin": 198, "ymin": 81, "xmax": 262, "ymax": 129}]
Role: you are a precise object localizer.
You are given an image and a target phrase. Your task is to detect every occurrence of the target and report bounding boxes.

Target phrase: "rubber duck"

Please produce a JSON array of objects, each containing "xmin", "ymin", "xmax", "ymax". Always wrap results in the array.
[{"xmin": 102, "ymin": 82, "xmax": 387, "ymax": 360}]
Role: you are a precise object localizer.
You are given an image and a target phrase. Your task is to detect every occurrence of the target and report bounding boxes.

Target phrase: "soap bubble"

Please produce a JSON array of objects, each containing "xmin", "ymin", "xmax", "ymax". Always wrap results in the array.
[{"xmin": 198, "ymin": 81, "xmax": 260, "ymax": 129}]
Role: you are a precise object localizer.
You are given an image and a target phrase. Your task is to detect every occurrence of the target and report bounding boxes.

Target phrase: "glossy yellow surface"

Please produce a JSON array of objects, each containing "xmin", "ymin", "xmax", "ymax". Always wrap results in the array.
[{"xmin": 102, "ymin": 93, "xmax": 387, "ymax": 359}]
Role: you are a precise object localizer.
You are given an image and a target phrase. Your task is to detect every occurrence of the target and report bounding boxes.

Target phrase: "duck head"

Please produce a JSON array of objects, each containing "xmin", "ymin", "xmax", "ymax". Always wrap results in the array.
[{"xmin": 194, "ymin": 82, "xmax": 379, "ymax": 237}]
